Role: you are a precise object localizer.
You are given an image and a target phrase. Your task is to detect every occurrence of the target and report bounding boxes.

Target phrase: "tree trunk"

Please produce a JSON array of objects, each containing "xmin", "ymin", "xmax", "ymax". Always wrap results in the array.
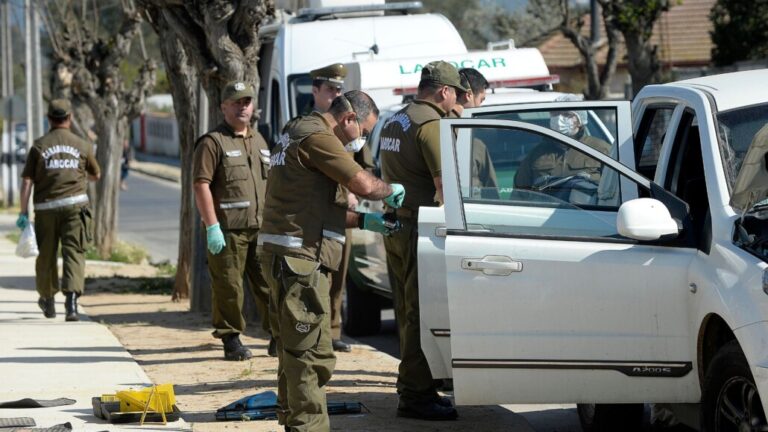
[
  {"xmin": 91, "ymin": 107, "xmax": 125, "ymax": 258},
  {"xmin": 150, "ymin": 13, "xmax": 199, "ymax": 300},
  {"xmin": 624, "ymin": 32, "xmax": 660, "ymax": 96}
]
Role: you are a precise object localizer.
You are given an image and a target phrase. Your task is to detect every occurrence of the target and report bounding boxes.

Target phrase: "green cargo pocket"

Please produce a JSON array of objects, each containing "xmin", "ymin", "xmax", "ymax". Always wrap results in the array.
[
  {"xmin": 279, "ymin": 256, "xmax": 326, "ymax": 352},
  {"xmin": 79, "ymin": 206, "xmax": 93, "ymax": 252}
]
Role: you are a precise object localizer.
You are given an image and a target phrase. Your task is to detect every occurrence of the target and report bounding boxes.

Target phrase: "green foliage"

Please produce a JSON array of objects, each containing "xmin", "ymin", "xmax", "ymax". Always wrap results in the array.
[
  {"xmin": 154, "ymin": 69, "xmax": 171, "ymax": 94},
  {"xmin": 710, "ymin": 0, "xmax": 768, "ymax": 66},
  {"xmin": 84, "ymin": 240, "xmax": 149, "ymax": 264},
  {"xmin": 154, "ymin": 261, "xmax": 177, "ymax": 276},
  {"xmin": 6, "ymin": 232, "xmax": 20, "ymax": 244}
]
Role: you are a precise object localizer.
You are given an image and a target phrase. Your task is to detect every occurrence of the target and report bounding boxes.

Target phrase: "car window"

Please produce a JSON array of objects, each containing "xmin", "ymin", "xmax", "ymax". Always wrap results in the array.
[
  {"xmin": 635, "ymin": 106, "xmax": 675, "ymax": 179},
  {"xmin": 455, "ymin": 126, "xmax": 641, "ymax": 239},
  {"xmin": 471, "ymin": 106, "xmax": 618, "ymax": 150},
  {"xmin": 288, "ymin": 74, "xmax": 312, "ymax": 119}
]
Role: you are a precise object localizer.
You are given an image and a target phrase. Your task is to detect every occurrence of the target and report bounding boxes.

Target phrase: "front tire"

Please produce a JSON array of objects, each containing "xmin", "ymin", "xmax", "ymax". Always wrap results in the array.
[
  {"xmin": 577, "ymin": 403, "xmax": 644, "ymax": 432},
  {"xmin": 702, "ymin": 340, "xmax": 768, "ymax": 432}
]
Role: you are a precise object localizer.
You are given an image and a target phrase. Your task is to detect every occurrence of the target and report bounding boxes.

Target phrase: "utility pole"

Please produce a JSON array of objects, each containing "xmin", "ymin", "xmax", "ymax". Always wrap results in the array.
[
  {"xmin": 590, "ymin": 0, "xmax": 600, "ymax": 44},
  {"xmin": 1, "ymin": 0, "xmax": 15, "ymax": 206},
  {"xmin": 25, "ymin": 0, "xmax": 43, "ymax": 144}
]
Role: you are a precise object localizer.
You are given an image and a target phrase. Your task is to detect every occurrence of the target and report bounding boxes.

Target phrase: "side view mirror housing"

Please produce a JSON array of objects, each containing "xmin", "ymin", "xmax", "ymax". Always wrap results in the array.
[{"xmin": 617, "ymin": 198, "xmax": 679, "ymax": 241}]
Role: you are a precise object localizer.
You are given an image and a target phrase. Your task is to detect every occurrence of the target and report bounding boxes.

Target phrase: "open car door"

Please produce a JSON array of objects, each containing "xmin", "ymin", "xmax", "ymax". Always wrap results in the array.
[{"xmin": 439, "ymin": 112, "xmax": 701, "ymax": 405}]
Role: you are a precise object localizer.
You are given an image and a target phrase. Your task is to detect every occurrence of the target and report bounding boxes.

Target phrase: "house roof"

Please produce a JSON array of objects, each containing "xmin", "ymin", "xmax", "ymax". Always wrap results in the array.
[{"xmin": 536, "ymin": 0, "xmax": 715, "ymax": 68}]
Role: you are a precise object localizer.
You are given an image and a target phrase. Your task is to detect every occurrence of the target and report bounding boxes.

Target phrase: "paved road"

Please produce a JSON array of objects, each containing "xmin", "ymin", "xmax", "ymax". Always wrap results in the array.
[{"xmin": 118, "ymin": 171, "xmax": 181, "ymax": 264}]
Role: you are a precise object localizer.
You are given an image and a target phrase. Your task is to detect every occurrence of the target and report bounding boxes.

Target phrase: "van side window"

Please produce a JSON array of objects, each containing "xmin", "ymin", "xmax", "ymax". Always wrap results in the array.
[
  {"xmin": 634, "ymin": 106, "xmax": 674, "ymax": 179},
  {"xmin": 270, "ymin": 79, "xmax": 281, "ymax": 144}
]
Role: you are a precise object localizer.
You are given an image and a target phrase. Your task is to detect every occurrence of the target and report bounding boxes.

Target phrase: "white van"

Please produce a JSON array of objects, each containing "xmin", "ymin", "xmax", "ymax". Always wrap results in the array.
[{"xmin": 255, "ymin": 0, "xmax": 467, "ymax": 143}]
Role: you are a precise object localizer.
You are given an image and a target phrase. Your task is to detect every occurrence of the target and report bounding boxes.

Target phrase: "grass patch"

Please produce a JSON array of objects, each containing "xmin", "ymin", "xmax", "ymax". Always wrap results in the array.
[
  {"xmin": 5, "ymin": 232, "xmax": 20, "ymax": 244},
  {"xmin": 85, "ymin": 241, "xmax": 149, "ymax": 264},
  {"xmin": 154, "ymin": 261, "xmax": 177, "ymax": 276}
]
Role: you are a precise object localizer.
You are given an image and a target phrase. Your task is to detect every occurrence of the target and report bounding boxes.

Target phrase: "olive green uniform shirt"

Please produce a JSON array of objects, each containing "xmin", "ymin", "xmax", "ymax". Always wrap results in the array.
[
  {"xmin": 21, "ymin": 127, "xmax": 100, "ymax": 203},
  {"xmin": 379, "ymin": 100, "xmax": 445, "ymax": 210},
  {"xmin": 260, "ymin": 113, "xmax": 362, "ymax": 271},
  {"xmin": 193, "ymin": 122, "xmax": 270, "ymax": 229}
]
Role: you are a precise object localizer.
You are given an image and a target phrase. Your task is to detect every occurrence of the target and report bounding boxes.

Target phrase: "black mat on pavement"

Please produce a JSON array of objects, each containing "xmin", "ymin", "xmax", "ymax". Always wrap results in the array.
[
  {"xmin": 0, "ymin": 399, "xmax": 76, "ymax": 409},
  {"xmin": 1, "ymin": 421, "xmax": 73, "ymax": 431}
]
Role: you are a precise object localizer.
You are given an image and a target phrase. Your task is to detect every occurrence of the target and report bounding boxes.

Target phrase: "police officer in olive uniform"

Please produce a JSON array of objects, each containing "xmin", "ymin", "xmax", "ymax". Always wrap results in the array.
[
  {"xmin": 258, "ymin": 90, "xmax": 404, "ymax": 432},
  {"xmin": 305, "ymin": 63, "xmax": 375, "ymax": 352},
  {"xmin": 379, "ymin": 61, "xmax": 467, "ymax": 421},
  {"xmin": 17, "ymin": 99, "xmax": 101, "ymax": 322},
  {"xmin": 192, "ymin": 81, "xmax": 273, "ymax": 361},
  {"xmin": 449, "ymin": 68, "xmax": 499, "ymax": 199}
]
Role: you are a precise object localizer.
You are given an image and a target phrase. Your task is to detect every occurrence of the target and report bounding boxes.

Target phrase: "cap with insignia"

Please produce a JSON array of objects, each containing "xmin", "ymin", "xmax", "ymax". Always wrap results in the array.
[
  {"xmin": 221, "ymin": 81, "xmax": 256, "ymax": 102},
  {"xmin": 309, "ymin": 63, "xmax": 347, "ymax": 87},
  {"xmin": 420, "ymin": 61, "xmax": 469, "ymax": 92},
  {"xmin": 47, "ymin": 99, "xmax": 72, "ymax": 119}
]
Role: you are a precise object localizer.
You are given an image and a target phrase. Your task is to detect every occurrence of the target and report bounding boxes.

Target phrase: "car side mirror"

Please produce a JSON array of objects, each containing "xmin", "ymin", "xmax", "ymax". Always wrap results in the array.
[{"xmin": 617, "ymin": 198, "xmax": 679, "ymax": 241}]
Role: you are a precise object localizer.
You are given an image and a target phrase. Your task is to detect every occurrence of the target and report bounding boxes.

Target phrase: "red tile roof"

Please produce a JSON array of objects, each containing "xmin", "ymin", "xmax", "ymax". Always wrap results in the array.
[{"xmin": 536, "ymin": 0, "xmax": 715, "ymax": 68}]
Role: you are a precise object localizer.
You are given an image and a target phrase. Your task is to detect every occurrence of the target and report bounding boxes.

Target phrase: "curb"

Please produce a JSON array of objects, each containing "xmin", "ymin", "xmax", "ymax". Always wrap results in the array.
[{"xmin": 129, "ymin": 162, "xmax": 180, "ymax": 183}]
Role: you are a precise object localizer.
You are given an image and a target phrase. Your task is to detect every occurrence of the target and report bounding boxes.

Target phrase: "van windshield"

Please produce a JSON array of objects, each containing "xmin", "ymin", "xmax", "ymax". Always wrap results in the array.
[
  {"xmin": 717, "ymin": 103, "xmax": 768, "ymax": 192},
  {"xmin": 288, "ymin": 74, "xmax": 313, "ymax": 118}
]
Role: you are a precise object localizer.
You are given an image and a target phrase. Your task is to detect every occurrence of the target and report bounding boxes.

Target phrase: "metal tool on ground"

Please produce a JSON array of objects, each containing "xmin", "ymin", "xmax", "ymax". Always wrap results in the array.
[{"xmin": 216, "ymin": 391, "xmax": 368, "ymax": 421}]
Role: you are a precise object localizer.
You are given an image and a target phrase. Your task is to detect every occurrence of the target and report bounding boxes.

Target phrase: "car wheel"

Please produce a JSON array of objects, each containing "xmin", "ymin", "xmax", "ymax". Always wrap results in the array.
[
  {"xmin": 702, "ymin": 340, "xmax": 768, "ymax": 432},
  {"xmin": 577, "ymin": 403, "xmax": 644, "ymax": 432},
  {"xmin": 342, "ymin": 278, "xmax": 381, "ymax": 337}
]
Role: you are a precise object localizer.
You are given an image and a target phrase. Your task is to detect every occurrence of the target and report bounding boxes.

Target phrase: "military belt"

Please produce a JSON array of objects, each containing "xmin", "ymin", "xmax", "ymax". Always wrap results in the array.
[
  {"xmin": 219, "ymin": 200, "xmax": 251, "ymax": 209},
  {"xmin": 35, "ymin": 194, "xmax": 89, "ymax": 210},
  {"xmin": 258, "ymin": 230, "xmax": 346, "ymax": 249}
]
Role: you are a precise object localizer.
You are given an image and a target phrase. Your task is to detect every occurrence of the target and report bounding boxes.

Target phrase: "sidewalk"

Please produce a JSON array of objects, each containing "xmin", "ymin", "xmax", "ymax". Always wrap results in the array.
[
  {"xmin": 130, "ymin": 152, "xmax": 181, "ymax": 183},
  {"xmin": 0, "ymin": 213, "xmax": 189, "ymax": 431}
]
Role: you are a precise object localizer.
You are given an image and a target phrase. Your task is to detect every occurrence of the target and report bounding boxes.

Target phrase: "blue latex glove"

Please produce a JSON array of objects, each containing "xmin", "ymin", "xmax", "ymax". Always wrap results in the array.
[
  {"xmin": 16, "ymin": 213, "xmax": 29, "ymax": 230},
  {"xmin": 361, "ymin": 213, "xmax": 398, "ymax": 236},
  {"xmin": 383, "ymin": 183, "xmax": 405, "ymax": 209},
  {"xmin": 206, "ymin": 223, "xmax": 226, "ymax": 255}
]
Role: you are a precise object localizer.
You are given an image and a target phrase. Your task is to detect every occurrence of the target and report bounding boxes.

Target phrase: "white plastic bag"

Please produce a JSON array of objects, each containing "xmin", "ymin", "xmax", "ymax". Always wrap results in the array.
[{"xmin": 15, "ymin": 223, "xmax": 39, "ymax": 258}]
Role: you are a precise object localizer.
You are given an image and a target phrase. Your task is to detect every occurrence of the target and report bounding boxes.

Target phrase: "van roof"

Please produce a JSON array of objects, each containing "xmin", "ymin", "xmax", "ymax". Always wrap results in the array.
[{"xmin": 268, "ymin": 12, "xmax": 467, "ymax": 75}]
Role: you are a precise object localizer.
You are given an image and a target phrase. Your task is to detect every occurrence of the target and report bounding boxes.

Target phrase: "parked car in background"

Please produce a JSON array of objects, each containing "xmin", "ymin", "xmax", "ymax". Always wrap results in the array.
[{"xmin": 418, "ymin": 69, "xmax": 768, "ymax": 431}]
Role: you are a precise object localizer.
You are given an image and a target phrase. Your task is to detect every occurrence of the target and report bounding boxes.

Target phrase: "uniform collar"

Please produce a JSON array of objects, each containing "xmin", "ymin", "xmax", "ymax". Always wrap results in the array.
[
  {"xmin": 413, "ymin": 99, "xmax": 447, "ymax": 117},
  {"xmin": 219, "ymin": 121, "xmax": 253, "ymax": 138}
]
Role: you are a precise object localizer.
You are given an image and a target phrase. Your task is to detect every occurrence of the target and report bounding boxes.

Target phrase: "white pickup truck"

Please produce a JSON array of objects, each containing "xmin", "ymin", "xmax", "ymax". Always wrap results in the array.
[{"xmin": 417, "ymin": 69, "xmax": 768, "ymax": 431}]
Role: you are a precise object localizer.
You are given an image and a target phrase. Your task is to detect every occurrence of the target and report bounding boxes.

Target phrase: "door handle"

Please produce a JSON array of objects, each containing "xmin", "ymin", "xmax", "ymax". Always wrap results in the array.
[{"xmin": 461, "ymin": 255, "xmax": 522, "ymax": 276}]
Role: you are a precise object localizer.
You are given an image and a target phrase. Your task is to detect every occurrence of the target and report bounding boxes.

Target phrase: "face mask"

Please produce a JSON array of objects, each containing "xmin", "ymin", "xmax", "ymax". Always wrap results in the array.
[
  {"xmin": 550, "ymin": 114, "xmax": 580, "ymax": 137},
  {"xmin": 344, "ymin": 136, "xmax": 367, "ymax": 153},
  {"xmin": 343, "ymin": 118, "xmax": 367, "ymax": 153}
]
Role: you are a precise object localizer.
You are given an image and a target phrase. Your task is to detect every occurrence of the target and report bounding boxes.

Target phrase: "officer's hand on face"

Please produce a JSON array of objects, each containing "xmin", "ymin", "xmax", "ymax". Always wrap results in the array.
[
  {"xmin": 383, "ymin": 183, "xmax": 405, "ymax": 208},
  {"xmin": 206, "ymin": 223, "xmax": 226, "ymax": 255},
  {"xmin": 16, "ymin": 213, "xmax": 29, "ymax": 230},
  {"xmin": 359, "ymin": 212, "xmax": 400, "ymax": 236}
]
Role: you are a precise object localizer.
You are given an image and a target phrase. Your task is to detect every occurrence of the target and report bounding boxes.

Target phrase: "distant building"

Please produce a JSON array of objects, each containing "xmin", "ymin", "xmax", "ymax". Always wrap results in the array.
[{"xmin": 535, "ymin": 0, "xmax": 716, "ymax": 98}]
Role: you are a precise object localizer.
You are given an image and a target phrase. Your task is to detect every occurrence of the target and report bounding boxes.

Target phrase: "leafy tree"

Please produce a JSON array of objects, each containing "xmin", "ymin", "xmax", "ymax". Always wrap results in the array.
[
  {"xmin": 602, "ymin": 0, "xmax": 671, "ymax": 95},
  {"xmin": 136, "ymin": 0, "xmax": 275, "ymax": 304},
  {"xmin": 39, "ymin": 0, "xmax": 156, "ymax": 258},
  {"xmin": 710, "ymin": 0, "xmax": 768, "ymax": 66}
]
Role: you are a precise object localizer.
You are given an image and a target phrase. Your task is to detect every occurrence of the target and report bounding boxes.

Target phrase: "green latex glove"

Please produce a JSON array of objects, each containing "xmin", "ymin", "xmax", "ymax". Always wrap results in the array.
[
  {"xmin": 16, "ymin": 213, "xmax": 29, "ymax": 230},
  {"xmin": 206, "ymin": 223, "xmax": 226, "ymax": 255},
  {"xmin": 383, "ymin": 183, "xmax": 405, "ymax": 209},
  {"xmin": 360, "ymin": 213, "xmax": 399, "ymax": 236}
]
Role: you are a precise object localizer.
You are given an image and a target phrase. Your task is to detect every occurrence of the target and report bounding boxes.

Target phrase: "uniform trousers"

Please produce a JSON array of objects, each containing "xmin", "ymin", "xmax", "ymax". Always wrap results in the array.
[
  {"xmin": 260, "ymin": 251, "xmax": 336, "ymax": 432},
  {"xmin": 383, "ymin": 216, "xmax": 440, "ymax": 404},
  {"xmin": 34, "ymin": 205, "xmax": 91, "ymax": 298},
  {"xmin": 207, "ymin": 228, "xmax": 270, "ymax": 337},
  {"xmin": 328, "ymin": 228, "xmax": 353, "ymax": 339}
]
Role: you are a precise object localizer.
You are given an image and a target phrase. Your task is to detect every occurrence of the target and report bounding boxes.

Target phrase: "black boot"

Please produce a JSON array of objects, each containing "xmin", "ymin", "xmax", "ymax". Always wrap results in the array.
[
  {"xmin": 37, "ymin": 297, "xmax": 56, "ymax": 318},
  {"xmin": 65, "ymin": 293, "xmax": 80, "ymax": 322},
  {"xmin": 222, "ymin": 333, "xmax": 252, "ymax": 361}
]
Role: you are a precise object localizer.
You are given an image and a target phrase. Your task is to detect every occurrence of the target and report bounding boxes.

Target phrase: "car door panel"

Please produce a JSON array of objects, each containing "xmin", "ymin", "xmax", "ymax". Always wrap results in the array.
[{"xmin": 437, "ymin": 116, "xmax": 699, "ymax": 405}]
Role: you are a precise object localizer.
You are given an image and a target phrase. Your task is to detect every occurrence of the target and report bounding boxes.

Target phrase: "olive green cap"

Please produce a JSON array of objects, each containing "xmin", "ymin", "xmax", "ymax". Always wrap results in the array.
[
  {"xmin": 221, "ymin": 81, "xmax": 256, "ymax": 102},
  {"xmin": 420, "ymin": 61, "xmax": 468, "ymax": 92},
  {"xmin": 309, "ymin": 63, "xmax": 347, "ymax": 86},
  {"xmin": 47, "ymin": 99, "xmax": 71, "ymax": 119}
]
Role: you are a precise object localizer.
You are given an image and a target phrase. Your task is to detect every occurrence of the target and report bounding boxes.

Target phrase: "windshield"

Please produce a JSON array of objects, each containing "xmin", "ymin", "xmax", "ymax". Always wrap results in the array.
[{"xmin": 717, "ymin": 103, "xmax": 768, "ymax": 191}]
